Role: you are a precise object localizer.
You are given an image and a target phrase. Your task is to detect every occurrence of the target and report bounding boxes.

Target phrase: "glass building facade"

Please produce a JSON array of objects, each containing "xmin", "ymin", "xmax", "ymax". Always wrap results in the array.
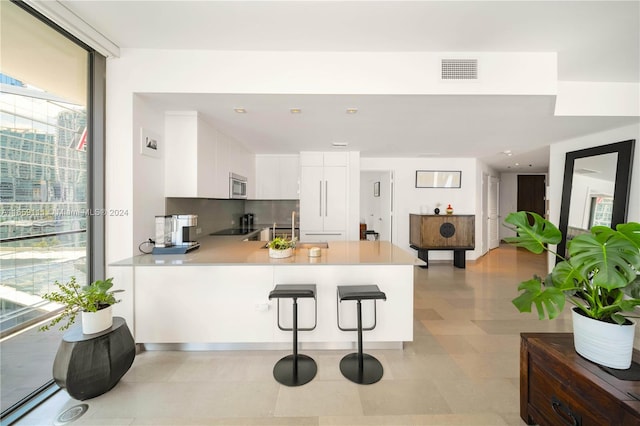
[{"xmin": 1, "ymin": 76, "xmax": 88, "ymax": 331}]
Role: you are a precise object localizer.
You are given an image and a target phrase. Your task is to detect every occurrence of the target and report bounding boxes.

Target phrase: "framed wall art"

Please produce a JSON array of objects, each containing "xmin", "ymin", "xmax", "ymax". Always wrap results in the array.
[
  {"xmin": 416, "ymin": 170, "xmax": 461, "ymax": 188},
  {"xmin": 140, "ymin": 128, "xmax": 161, "ymax": 158}
]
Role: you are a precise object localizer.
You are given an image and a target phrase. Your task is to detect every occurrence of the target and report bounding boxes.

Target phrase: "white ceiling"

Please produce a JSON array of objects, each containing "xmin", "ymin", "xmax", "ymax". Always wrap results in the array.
[{"xmin": 60, "ymin": 0, "xmax": 640, "ymax": 172}]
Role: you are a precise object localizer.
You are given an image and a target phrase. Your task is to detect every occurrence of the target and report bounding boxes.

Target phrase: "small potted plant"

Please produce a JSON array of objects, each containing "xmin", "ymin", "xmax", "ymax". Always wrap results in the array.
[
  {"xmin": 503, "ymin": 211, "xmax": 640, "ymax": 369},
  {"xmin": 268, "ymin": 236, "xmax": 295, "ymax": 259},
  {"xmin": 40, "ymin": 277, "xmax": 123, "ymax": 334}
]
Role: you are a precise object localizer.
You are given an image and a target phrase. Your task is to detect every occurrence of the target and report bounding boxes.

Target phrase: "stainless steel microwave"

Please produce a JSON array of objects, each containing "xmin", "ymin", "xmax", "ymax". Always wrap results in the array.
[{"xmin": 229, "ymin": 173, "xmax": 247, "ymax": 199}]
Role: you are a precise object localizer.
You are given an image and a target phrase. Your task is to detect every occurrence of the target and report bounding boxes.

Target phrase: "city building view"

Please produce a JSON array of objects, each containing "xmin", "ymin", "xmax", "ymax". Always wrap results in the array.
[
  {"xmin": 0, "ymin": 73, "xmax": 89, "ymax": 411},
  {"xmin": 1, "ymin": 73, "xmax": 88, "ymax": 328}
]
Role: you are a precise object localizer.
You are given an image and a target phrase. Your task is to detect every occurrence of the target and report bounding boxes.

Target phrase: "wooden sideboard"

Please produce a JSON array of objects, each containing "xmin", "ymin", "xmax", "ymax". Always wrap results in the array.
[
  {"xmin": 409, "ymin": 214, "xmax": 475, "ymax": 268},
  {"xmin": 520, "ymin": 333, "xmax": 640, "ymax": 425}
]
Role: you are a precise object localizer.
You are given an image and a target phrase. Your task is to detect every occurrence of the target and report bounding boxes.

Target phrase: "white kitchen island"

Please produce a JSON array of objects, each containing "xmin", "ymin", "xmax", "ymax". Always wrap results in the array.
[{"xmin": 110, "ymin": 238, "xmax": 423, "ymax": 350}]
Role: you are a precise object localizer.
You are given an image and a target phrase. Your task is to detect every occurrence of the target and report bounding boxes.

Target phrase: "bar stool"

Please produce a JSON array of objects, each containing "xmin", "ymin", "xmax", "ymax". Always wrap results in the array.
[
  {"xmin": 336, "ymin": 285, "xmax": 387, "ymax": 384},
  {"xmin": 268, "ymin": 284, "xmax": 317, "ymax": 386}
]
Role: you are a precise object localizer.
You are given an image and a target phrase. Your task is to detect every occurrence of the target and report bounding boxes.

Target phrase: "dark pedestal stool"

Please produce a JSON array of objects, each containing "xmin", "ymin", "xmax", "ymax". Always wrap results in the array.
[
  {"xmin": 53, "ymin": 317, "xmax": 135, "ymax": 400},
  {"xmin": 268, "ymin": 284, "xmax": 317, "ymax": 386},
  {"xmin": 337, "ymin": 285, "xmax": 387, "ymax": 384}
]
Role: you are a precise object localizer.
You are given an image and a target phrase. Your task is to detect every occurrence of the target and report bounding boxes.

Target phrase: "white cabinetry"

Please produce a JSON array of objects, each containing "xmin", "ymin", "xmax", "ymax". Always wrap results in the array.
[
  {"xmin": 135, "ymin": 266, "xmax": 274, "ymax": 343},
  {"xmin": 254, "ymin": 155, "xmax": 300, "ymax": 199},
  {"xmin": 299, "ymin": 152, "xmax": 347, "ymax": 241},
  {"xmin": 129, "ymin": 262, "xmax": 414, "ymax": 345},
  {"xmin": 164, "ymin": 111, "xmax": 255, "ymax": 199}
]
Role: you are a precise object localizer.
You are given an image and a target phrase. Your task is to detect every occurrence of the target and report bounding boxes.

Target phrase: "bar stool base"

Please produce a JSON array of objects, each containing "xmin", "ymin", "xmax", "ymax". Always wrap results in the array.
[
  {"xmin": 340, "ymin": 353, "xmax": 384, "ymax": 384},
  {"xmin": 273, "ymin": 354, "xmax": 317, "ymax": 386}
]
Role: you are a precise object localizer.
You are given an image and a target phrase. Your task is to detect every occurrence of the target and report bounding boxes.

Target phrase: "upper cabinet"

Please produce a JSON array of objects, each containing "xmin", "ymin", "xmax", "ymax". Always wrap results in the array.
[
  {"xmin": 164, "ymin": 111, "xmax": 255, "ymax": 199},
  {"xmin": 254, "ymin": 155, "xmax": 300, "ymax": 199},
  {"xmin": 299, "ymin": 152, "xmax": 348, "ymax": 240}
]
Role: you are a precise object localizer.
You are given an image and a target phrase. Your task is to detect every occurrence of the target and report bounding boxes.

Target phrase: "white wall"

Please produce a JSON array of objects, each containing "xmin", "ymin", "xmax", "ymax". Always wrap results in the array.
[
  {"xmin": 131, "ymin": 95, "xmax": 167, "ymax": 256},
  {"xmin": 361, "ymin": 157, "xmax": 480, "ymax": 260}
]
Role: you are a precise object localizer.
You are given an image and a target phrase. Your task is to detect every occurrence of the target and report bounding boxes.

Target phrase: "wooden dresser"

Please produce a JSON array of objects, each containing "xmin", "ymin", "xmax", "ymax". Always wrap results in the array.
[
  {"xmin": 520, "ymin": 333, "xmax": 640, "ymax": 425},
  {"xmin": 409, "ymin": 214, "xmax": 474, "ymax": 268}
]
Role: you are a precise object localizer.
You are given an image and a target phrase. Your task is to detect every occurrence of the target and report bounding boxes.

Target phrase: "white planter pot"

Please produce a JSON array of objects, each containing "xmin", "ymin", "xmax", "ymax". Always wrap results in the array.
[
  {"xmin": 572, "ymin": 308, "xmax": 635, "ymax": 369},
  {"xmin": 269, "ymin": 247, "xmax": 293, "ymax": 259},
  {"xmin": 82, "ymin": 305, "xmax": 113, "ymax": 334}
]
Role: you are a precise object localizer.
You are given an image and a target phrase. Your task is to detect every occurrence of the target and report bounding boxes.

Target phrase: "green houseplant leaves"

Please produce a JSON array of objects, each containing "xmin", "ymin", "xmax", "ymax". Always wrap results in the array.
[
  {"xmin": 503, "ymin": 212, "xmax": 640, "ymax": 324},
  {"xmin": 39, "ymin": 277, "xmax": 122, "ymax": 331}
]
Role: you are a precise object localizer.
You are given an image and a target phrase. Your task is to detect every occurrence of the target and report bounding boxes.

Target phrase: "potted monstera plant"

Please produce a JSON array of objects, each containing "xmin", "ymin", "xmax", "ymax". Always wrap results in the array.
[
  {"xmin": 503, "ymin": 211, "xmax": 640, "ymax": 369},
  {"xmin": 40, "ymin": 277, "xmax": 122, "ymax": 334}
]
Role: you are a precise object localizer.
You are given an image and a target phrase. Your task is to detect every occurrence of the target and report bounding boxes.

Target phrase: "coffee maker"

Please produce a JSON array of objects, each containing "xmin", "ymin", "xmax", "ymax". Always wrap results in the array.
[{"xmin": 152, "ymin": 214, "xmax": 200, "ymax": 254}]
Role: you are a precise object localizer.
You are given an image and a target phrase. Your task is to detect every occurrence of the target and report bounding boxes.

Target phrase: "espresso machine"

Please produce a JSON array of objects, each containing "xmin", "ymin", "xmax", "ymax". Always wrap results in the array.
[{"xmin": 152, "ymin": 214, "xmax": 200, "ymax": 254}]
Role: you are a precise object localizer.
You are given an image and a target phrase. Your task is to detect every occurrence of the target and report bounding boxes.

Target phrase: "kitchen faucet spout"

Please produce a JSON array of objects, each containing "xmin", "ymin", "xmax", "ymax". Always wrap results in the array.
[{"xmin": 291, "ymin": 211, "xmax": 296, "ymax": 242}]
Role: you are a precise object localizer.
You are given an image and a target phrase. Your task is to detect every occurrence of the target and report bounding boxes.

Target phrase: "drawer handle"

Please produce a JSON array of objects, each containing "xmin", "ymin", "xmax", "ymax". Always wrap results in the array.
[{"xmin": 551, "ymin": 396, "xmax": 581, "ymax": 426}]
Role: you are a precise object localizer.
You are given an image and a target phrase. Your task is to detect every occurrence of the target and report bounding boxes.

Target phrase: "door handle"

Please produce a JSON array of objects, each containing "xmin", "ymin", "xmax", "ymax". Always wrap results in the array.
[
  {"xmin": 551, "ymin": 396, "xmax": 581, "ymax": 426},
  {"xmin": 319, "ymin": 181, "xmax": 322, "ymax": 217},
  {"xmin": 325, "ymin": 181, "xmax": 328, "ymax": 216}
]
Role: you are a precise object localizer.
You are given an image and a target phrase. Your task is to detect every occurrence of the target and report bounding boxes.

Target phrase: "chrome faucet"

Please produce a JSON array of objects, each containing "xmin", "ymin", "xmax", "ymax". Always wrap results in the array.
[{"xmin": 291, "ymin": 211, "xmax": 296, "ymax": 242}]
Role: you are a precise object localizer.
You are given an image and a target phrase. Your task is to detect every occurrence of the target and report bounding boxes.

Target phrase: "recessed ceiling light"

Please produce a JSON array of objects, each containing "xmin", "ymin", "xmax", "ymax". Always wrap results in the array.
[
  {"xmin": 233, "ymin": 107, "xmax": 246, "ymax": 113},
  {"xmin": 346, "ymin": 108, "xmax": 358, "ymax": 114},
  {"xmin": 502, "ymin": 150, "xmax": 513, "ymax": 156},
  {"xmin": 290, "ymin": 108, "xmax": 302, "ymax": 114},
  {"xmin": 515, "ymin": 163, "xmax": 520, "ymax": 166},
  {"xmin": 332, "ymin": 142, "xmax": 348, "ymax": 148}
]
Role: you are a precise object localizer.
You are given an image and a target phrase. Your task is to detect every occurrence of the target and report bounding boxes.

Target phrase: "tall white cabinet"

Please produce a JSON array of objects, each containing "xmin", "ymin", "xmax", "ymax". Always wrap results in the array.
[{"xmin": 299, "ymin": 152, "xmax": 348, "ymax": 241}]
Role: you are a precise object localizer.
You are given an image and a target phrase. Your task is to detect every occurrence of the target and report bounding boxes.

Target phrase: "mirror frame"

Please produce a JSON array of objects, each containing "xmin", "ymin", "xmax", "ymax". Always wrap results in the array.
[{"xmin": 557, "ymin": 139, "xmax": 635, "ymax": 261}]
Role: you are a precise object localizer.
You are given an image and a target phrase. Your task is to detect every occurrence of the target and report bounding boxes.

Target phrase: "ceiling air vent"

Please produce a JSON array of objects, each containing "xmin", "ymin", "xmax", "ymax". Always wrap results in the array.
[{"xmin": 441, "ymin": 59, "xmax": 478, "ymax": 80}]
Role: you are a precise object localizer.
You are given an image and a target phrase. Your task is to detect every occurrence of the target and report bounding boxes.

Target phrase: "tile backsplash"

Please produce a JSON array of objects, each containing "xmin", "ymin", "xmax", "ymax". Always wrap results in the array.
[
  {"xmin": 165, "ymin": 198, "xmax": 299, "ymax": 235},
  {"xmin": 244, "ymin": 200, "xmax": 299, "ymax": 228}
]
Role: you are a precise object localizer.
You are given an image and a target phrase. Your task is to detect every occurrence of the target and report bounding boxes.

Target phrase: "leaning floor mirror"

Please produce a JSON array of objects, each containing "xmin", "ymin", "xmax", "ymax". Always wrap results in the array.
[{"xmin": 557, "ymin": 139, "xmax": 635, "ymax": 260}]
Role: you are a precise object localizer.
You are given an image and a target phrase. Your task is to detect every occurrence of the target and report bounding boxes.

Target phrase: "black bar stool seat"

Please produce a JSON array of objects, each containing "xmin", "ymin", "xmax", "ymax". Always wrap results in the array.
[
  {"xmin": 337, "ymin": 284, "xmax": 387, "ymax": 385},
  {"xmin": 268, "ymin": 284, "xmax": 317, "ymax": 386},
  {"xmin": 338, "ymin": 285, "xmax": 386, "ymax": 301}
]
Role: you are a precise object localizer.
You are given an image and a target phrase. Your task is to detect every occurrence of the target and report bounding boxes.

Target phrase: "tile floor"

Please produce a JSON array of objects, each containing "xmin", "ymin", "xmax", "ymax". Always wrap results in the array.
[{"xmin": 16, "ymin": 245, "xmax": 575, "ymax": 425}]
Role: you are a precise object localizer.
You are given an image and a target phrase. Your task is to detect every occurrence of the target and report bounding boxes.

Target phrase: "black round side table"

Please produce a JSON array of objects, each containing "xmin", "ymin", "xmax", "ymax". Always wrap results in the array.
[{"xmin": 52, "ymin": 316, "xmax": 135, "ymax": 400}]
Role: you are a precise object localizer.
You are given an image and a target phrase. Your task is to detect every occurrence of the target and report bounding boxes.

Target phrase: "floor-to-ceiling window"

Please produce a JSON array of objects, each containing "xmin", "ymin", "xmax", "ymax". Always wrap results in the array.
[{"xmin": 0, "ymin": 1, "xmax": 104, "ymax": 419}]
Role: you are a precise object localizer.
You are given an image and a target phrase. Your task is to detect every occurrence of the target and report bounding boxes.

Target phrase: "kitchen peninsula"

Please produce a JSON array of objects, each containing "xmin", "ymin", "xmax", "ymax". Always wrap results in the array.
[{"xmin": 111, "ymin": 237, "xmax": 422, "ymax": 349}]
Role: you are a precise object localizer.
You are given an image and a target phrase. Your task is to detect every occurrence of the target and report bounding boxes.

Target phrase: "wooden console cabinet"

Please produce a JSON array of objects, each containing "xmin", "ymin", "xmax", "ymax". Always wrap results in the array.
[
  {"xmin": 409, "ymin": 214, "xmax": 474, "ymax": 268},
  {"xmin": 520, "ymin": 333, "xmax": 640, "ymax": 425}
]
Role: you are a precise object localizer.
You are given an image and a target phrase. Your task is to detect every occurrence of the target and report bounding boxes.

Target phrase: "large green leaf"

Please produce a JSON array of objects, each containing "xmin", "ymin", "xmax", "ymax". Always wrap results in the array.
[
  {"xmin": 617, "ymin": 222, "xmax": 640, "ymax": 250},
  {"xmin": 512, "ymin": 277, "xmax": 566, "ymax": 319},
  {"xmin": 568, "ymin": 230, "xmax": 640, "ymax": 291},
  {"xmin": 549, "ymin": 260, "xmax": 584, "ymax": 292},
  {"xmin": 503, "ymin": 211, "xmax": 562, "ymax": 254}
]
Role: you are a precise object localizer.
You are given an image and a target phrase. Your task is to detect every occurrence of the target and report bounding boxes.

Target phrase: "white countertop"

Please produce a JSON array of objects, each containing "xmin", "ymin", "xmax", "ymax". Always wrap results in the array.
[{"xmin": 111, "ymin": 236, "xmax": 424, "ymax": 266}]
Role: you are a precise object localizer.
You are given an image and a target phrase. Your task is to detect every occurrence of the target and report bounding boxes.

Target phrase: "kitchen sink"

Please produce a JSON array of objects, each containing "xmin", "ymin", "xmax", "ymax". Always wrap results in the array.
[
  {"xmin": 296, "ymin": 242, "xmax": 329, "ymax": 249},
  {"xmin": 261, "ymin": 242, "xmax": 329, "ymax": 249}
]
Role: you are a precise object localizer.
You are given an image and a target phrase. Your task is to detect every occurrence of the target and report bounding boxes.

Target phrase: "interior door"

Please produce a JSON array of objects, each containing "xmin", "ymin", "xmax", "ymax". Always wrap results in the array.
[
  {"xmin": 517, "ymin": 175, "xmax": 546, "ymax": 220},
  {"xmin": 489, "ymin": 176, "xmax": 500, "ymax": 249}
]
